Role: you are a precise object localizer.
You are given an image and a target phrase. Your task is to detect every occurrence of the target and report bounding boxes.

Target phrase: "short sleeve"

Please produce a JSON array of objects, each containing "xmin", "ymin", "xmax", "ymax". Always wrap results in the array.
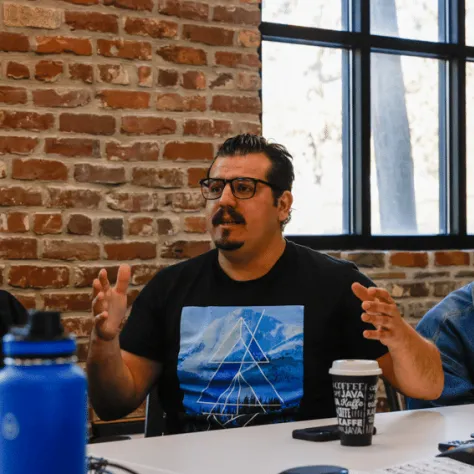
[
  {"xmin": 0, "ymin": 290, "xmax": 28, "ymax": 335},
  {"xmin": 340, "ymin": 267, "xmax": 389, "ymax": 361},
  {"xmin": 119, "ymin": 279, "xmax": 165, "ymax": 363}
]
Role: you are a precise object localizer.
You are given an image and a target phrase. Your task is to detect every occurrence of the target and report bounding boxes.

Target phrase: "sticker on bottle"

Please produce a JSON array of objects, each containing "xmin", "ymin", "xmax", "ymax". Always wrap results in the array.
[{"xmin": 1, "ymin": 413, "xmax": 20, "ymax": 440}]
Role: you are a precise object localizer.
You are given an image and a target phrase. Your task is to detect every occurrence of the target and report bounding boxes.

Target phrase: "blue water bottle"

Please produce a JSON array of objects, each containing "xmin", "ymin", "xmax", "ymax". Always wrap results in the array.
[{"xmin": 0, "ymin": 310, "xmax": 88, "ymax": 474}]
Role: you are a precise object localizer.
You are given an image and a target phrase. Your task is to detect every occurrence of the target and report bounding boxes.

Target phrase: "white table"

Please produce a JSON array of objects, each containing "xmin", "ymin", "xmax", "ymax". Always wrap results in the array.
[{"xmin": 88, "ymin": 404, "xmax": 474, "ymax": 474}]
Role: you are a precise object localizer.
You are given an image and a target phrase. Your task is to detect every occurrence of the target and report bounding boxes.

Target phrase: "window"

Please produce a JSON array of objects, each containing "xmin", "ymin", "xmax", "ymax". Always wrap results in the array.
[{"xmin": 261, "ymin": 0, "xmax": 473, "ymax": 249}]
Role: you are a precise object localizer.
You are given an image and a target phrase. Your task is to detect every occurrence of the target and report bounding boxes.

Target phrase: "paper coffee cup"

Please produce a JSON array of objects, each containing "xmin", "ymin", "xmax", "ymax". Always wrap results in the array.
[{"xmin": 329, "ymin": 360, "xmax": 381, "ymax": 447}]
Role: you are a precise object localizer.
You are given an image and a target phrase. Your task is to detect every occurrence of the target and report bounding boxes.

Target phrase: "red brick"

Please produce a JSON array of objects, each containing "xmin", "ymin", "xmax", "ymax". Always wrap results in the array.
[
  {"xmin": 34, "ymin": 60, "xmax": 63, "ymax": 82},
  {"xmin": 97, "ymin": 90, "xmax": 150, "ymax": 109},
  {"xmin": 74, "ymin": 265, "xmax": 119, "ymax": 288},
  {"xmin": 12, "ymin": 159, "xmax": 68, "ymax": 181},
  {"xmin": 127, "ymin": 289, "xmax": 140, "ymax": 307},
  {"xmin": 158, "ymin": 0, "xmax": 209, "ymax": 20},
  {"xmin": 6, "ymin": 62, "xmax": 30, "ymax": 80},
  {"xmin": 182, "ymin": 25, "xmax": 234, "ymax": 46},
  {"xmin": 68, "ymin": 214, "xmax": 92, "ymax": 235},
  {"xmin": 124, "ymin": 17, "xmax": 178, "ymax": 38},
  {"xmin": 131, "ymin": 264, "xmax": 161, "ymax": 285},
  {"xmin": 435, "ymin": 251, "xmax": 470, "ymax": 266},
  {"xmin": 121, "ymin": 116, "xmax": 176, "ymax": 135},
  {"xmin": 0, "ymin": 86, "xmax": 27, "ymax": 105},
  {"xmin": 0, "ymin": 237, "xmax": 37, "ymax": 259},
  {"xmin": 215, "ymin": 51, "xmax": 260, "ymax": 68},
  {"xmin": 33, "ymin": 89, "xmax": 91, "ymax": 108},
  {"xmin": 65, "ymin": 11, "xmax": 119, "ymax": 33},
  {"xmin": 213, "ymin": 6, "xmax": 260, "ymax": 25},
  {"xmin": 165, "ymin": 192, "xmax": 204, "ymax": 210},
  {"xmin": 182, "ymin": 71, "xmax": 206, "ymax": 90},
  {"xmin": 0, "ymin": 212, "xmax": 28, "ymax": 233},
  {"xmin": 3, "ymin": 4, "xmax": 62, "ymax": 29},
  {"xmin": 187, "ymin": 167, "xmax": 207, "ymax": 187},
  {"xmin": 132, "ymin": 167, "xmax": 184, "ymax": 188},
  {"xmin": 209, "ymin": 72, "xmax": 234, "ymax": 89},
  {"xmin": 236, "ymin": 71, "xmax": 260, "ymax": 91},
  {"xmin": 104, "ymin": 242, "xmax": 156, "ymax": 260},
  {"xmin": 343, "ymin": 252, "xmax": 386, "ymax": 268},
  {"xmin": 69, "ymin": 63, "xmax": 93, "ymax": 83},
  {"xmin": 157, "ymin": 46, "xmax": 207, "ymax": 65},
  {"xmin": 100, "ymin": 218, "xmax": 123, "ymax": 240},
  {"xmin": 36, "ymin": 36, "xmax": 92, "ymax": 56},
  {"xmin": 388, "ymin": 282, "xmax": 430, "ymax": 298},
  {"xmin": 0, "ymin": 137, "xmax": 38, "ymax": 155},
  {"xmin": 238, "ymin": 29, "xmax": 261, "ymax": 48},
  {"xmin": 106, "ymin": 191, "xmax": 161, "ymax": 212},
  {"xmin": 45, "ymin": 138, "xmax": 100, "ymax": 158},
  {"xmin": 158, "ymin": 69, "xmax": 178, "ymax": 87},
  {"xmin": 97, "ymin": 39, "xmax": 152, "ymax": 60},
  {"xmin": 164, "ymin": 142, "xmax": 213, "ymax": 162},
  {"xmin": 390, "ymin": 252, "xmax": 429, "ymax": 268},
  {"xmin": 33, "ymin": 213, "xmax": 62, "ymax": 234},
  {"xmin": 0, "ymin": 186, "xmax": 42, "ymax": 206},
  {"xmin": 157, "ymin": 217, "xmax": 179, "ymax": 235},
  {"xmin": 43, "ymin": 240, "xmax": 100, "ymax": 261},
  {"xmin": 97, "ymin": 64, "xmax": 130, "ymax": 85},
  {"xmin": 161, "ymin": 240, "xmax": 210, "ymax": 259},
  {"xmin": 106, "ymin": 141, "xmax": 159, "ymax": 162},
  {"xmin": 0, "ymin": 111, "xmax": 54, "ymax": 131},
  {"xmin": 184, "ymin": 216, "xmax": 207, "ymax": 233},
  {"xmin": 62, "ymin": 0, "xmax": 99, "ymax": 5},
  {"xmin": 0, "ymin": 33, "xmax": 29, "ymax": 52},
  {"xmin": 128, "ymin": 217, "xmax": 153, "ymax": 236},
  {"xmin": 60, "ymin": 113, "xmax": 115, "ymax": 135},
  {"xmin": 62, "ymin": 316, "xmax": 93, "ymax": 336},
  {"xmin": 156, "ymin": 93, "xmax": 206, "ymax": 112},
  {"xmin": 74, "ymin": 163, "xmax": 126, "ymax": 185},
  {"xmin": 237, "ymin": 121, "xmax": 261, "ymax": 134},
  {"xmin": 184, "ymin": 119, "xmax": 232, "ymax": 137},
  {"xmin": 211, "ymin": 95, "xmax": 260, "ymax": 114},
  {"xmin": 104, "ymin": 0, "xmax": 153, "ymax": 10},
  {"xmin": 137, "ymin": 66, "xmax": 152, "ymax": 87},
  {"xmin": 43, "ymin": 293, "xmax": 92, "ymax": 312},
  {"xmin": 9, "ymin": 265, "xmax": 69, "ymax": 289},
  {"xmin": 48, "ymin": 187, "xmax": 101, "ymax": 209},
  {"xmin": 12, "ymin": 294, "xmax": 36, "ymax": 310}
]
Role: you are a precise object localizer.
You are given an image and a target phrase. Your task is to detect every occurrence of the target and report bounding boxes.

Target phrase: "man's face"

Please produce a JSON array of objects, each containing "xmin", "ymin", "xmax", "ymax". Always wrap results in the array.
[{"xmin": 205, "ymin": 153, "xmax": 291, "ymax": 253}]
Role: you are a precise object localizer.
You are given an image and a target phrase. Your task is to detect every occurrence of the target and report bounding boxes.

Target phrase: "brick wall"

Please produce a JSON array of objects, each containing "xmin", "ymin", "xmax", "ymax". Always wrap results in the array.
[{"xmin": 0, "ymin": 1, "xmax": 472, "ymax": 424}]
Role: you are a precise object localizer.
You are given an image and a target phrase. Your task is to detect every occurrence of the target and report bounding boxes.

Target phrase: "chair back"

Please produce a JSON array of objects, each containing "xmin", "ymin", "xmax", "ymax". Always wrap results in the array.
[
  {"xmin": 383, "ymin": 379, "xmax": 406, "ymax": 411},
  {"xmin": 144, "ymin": 386, "xmax": 165, "ymax": 437}
]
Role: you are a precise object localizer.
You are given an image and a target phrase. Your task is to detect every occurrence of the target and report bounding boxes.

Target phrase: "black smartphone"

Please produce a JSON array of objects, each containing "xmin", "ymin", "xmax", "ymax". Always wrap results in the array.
[{"xmin": 292, "ymin": 424, "xmax": 377, "ymax": 442}]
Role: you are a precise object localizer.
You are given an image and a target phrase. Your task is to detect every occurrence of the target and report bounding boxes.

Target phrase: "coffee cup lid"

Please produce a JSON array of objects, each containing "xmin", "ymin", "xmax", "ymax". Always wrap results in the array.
[{"xmin": 329, "ymin": 359, "xmax": 382, "ymax": 376}]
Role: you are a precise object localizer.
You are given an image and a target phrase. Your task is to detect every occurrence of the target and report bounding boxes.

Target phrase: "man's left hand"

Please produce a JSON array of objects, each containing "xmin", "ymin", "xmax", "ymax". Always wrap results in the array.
[{"xmin": 352, "ymin": 282, "xmax": 413, "ymax": 350}]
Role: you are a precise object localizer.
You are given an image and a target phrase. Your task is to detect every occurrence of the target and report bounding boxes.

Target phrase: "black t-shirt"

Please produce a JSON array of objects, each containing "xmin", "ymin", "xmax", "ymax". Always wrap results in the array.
[
  {"xmin": 120, "ymin": 241, "xmax": 388, "ymax": 433},
  {"xmin": 0, "ymin": 290, "xmax": 28, "ymax": 367}
]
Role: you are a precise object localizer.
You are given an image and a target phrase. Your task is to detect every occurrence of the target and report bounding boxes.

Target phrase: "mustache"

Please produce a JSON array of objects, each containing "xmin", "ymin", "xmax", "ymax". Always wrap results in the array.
[{"xmin": 212, "ymin": 206, "xmax": 246, "ymax": 226}]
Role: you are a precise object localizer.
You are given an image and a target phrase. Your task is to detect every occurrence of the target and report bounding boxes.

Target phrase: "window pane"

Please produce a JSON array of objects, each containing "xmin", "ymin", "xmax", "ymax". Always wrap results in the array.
[
  {"xmin": 467, "ymin": 63, "xmax": 474, "ymax": 234},
  {"xmin": 371, "ymin": 54, "xmax": 440, "ymax": 235},
  {"xmin": 262, "ymin": 41, "xmax": 343, "ymax": 235},
  {"xmin": 371, "ymin": 0, "xmax": 440, "ymax": 42},
  {"xmin": 262, "ymin": 0, "xmax": 343, "ymax": 30},
  {"xmin": 467, "ymin": 1, "xmax": 474, "ymax": 46}
]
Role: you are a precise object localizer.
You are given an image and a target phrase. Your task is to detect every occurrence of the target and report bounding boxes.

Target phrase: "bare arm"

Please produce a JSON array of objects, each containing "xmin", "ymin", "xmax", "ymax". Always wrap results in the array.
[
  {"xmin": 352, "ymin": 283, "xmax": 444, "ymax": 400},
  {"xmin": 86, "ymin": 265, "xmax": 161, "ymax": 421}
]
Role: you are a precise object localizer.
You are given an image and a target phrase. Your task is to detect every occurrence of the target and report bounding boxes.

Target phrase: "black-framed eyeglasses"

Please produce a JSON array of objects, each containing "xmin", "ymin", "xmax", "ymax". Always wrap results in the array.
[{"xmin": 199, "ymin": 177, "xmax": 282, "ymax": 200}]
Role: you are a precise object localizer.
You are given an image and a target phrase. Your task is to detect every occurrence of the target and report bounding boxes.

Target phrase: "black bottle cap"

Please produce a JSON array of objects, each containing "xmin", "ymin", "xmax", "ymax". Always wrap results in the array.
[{"xmin": 28, "ymin": 311, "xmax": 64, "ymax": 339}]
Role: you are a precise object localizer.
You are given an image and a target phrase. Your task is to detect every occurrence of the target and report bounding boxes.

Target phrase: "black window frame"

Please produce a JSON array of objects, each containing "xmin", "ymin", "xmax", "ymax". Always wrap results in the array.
[{"xmin": 260, "ymin": 0, "xmax": 474, "ymax": 250}]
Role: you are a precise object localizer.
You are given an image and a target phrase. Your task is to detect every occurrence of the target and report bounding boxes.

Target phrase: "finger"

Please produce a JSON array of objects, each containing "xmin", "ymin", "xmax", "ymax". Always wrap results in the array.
[
  {"xmin": 351, "ymin": 282, "xmax": 374, "ymax": 302},
  {"xmin": 92, "ymin": 278, "xmax": 102, "ymax": 300},
  {"xmin": 92, "ymin": 291, "xmax": 107, "ymax": 316},
  {"xmin": 367, "ymin": 287, "xmax": 395, "ymax": 305},
  {"xmin": 362, "ymin": 301, "xmax": 399, "ymax": 317},
  {"xmin": 361, "ymin": 313, "xmax": 393, "ymax": 329},
  {"xmin": 363, "ymin": 328, "xmax": 387, "ymax": 340},
  {"xmin": 115, "ymin": 264, "xmax": 131, "ymax": 295},
  {"xmin": 98, "ymin": 269, "xmax": 110, "ymax": 294},
  {"xmin": 94, "ymin": 311, "xmax": 108, "ymax": 324}
]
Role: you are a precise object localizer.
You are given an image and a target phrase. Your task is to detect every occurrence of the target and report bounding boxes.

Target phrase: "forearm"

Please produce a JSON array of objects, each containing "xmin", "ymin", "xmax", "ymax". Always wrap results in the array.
[
  {"xmin": 389, "ymin": 322, "xmax": 444, "ymax": 400},
  {"xmin": 86, "ymin": 329, "xmax": 138, "ymax": 421}
]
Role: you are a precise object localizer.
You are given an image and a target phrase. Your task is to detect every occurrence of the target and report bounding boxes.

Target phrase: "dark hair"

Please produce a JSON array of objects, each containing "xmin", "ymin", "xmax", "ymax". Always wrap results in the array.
[{"xmin": 210, "ymin": 134, "xmax": 295, "ymax": 229}]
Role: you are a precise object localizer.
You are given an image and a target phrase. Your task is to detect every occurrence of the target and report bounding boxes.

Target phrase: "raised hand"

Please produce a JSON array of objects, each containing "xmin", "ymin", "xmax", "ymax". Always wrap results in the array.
[
  {"xmin": 352, "ymin": 282, "xmax": 412, "ymax": 349},
  {"xmin": 92, "ymin": 264, "xmax": 131, "ymax": 341}
]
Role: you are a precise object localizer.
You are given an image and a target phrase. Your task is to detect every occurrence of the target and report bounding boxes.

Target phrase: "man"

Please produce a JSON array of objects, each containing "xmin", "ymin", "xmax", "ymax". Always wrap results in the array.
[
  {"xmin": 408, "ymin": 282, "xmax": 474, "ymax": 409},
  {"xmin": 87, "ymin": 134, "xmax": 443, "ymax": 433}
]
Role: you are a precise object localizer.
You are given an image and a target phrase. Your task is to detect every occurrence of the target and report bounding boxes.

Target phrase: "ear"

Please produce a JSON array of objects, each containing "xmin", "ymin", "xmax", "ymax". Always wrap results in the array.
[{"xmin": 278, "ymin": 190, "xmax": 293, "ymax": 224}]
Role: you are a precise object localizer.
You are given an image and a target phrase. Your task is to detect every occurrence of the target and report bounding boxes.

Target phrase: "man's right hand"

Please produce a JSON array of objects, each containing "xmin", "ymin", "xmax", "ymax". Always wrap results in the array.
[{"xmin": 92, "ymin": 264, "xmax": 131, "ymax": 341}]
